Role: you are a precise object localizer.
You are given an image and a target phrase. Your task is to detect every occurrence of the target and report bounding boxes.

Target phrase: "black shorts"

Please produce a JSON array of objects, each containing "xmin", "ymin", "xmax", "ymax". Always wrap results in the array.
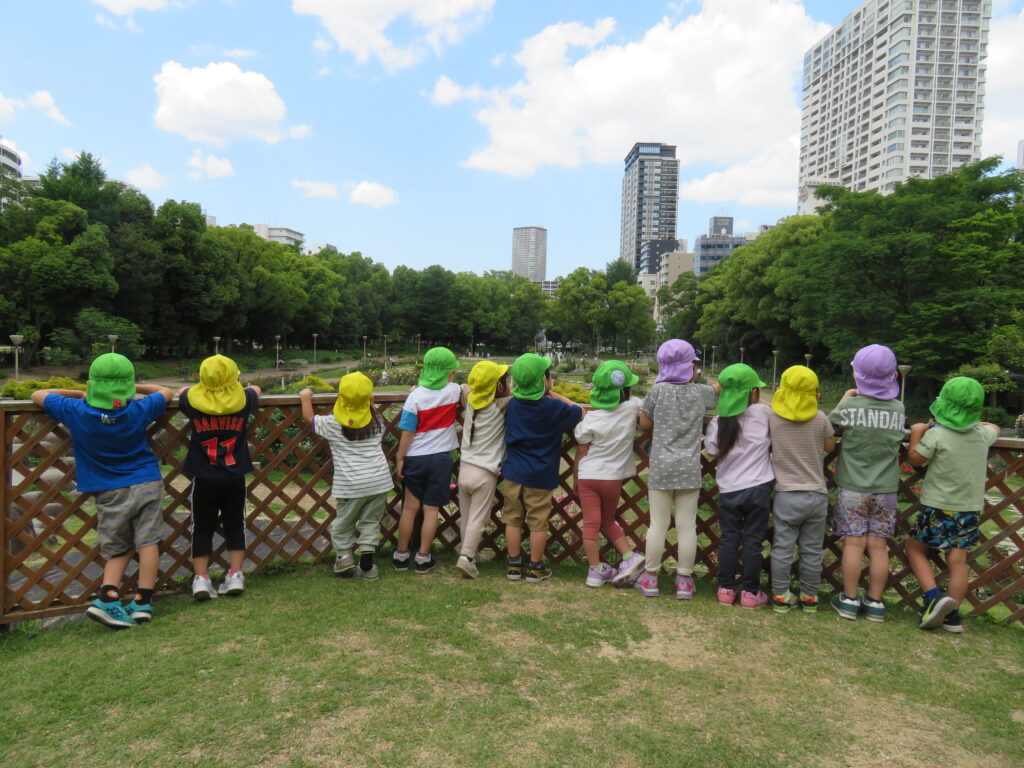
[
  {"xmin": 189, "ymin": 476, "xmax": 247, "ymax": 557},
  {"xmin": 403, "ymin": 452, "xmax": 453, "ymax": 507}
]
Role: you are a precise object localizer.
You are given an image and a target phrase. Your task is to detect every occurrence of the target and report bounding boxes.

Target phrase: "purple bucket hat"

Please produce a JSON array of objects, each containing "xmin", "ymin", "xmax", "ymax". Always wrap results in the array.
[
  {"xmin": 656, "ymin": 339, "xmax": 700, "ymax": 384},
  {"xmin": 851, "ymin": 344, "xmax": 899, "ymax": 400}
]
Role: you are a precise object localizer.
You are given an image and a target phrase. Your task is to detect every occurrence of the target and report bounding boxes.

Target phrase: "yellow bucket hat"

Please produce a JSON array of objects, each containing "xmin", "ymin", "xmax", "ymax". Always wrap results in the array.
[
  {"xmin": 771, "ymin": 365, "xmax": 819, "ymax": 422},
  {"xmin": 334, "ymin": 372, "xmax": 374, "ymax": 428},
  {"xmin": 467, "ymin": 361, "xmax": 509, "ymax": 410},
  {"xmin": 188, "ymin": 355, "xmax": 246, "ymax": 415}
]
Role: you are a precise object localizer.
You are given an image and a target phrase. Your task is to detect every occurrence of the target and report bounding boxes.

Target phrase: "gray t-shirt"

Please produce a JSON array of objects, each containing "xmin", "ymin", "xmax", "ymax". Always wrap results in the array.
[
  {"xmin": 829, "ymin": 395, "xmax": 905, "ymax": 493},
  {"xmin": 642, "ymin": 382, "xmax": 717, "ymax": 490},
  {"xmin": 768, "ymin": 410, "xmax": 834, "ymax": 492},
  {"xmin": 459, "ymin": 389, "xmax": 510, "ymax": 475}
]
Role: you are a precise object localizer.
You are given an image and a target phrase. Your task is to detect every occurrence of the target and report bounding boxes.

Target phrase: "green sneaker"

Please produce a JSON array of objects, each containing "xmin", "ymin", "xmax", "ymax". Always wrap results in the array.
[
  {"xmin": 830, "ymin": 593, "xmax": 860, "ymax": 621},
  {"xmin": 85, "ymin": 599, "xmax": 136, "ymax": 630},
  {"xmin": 800, "ymin": 594, "xmax": 819, "ymax": 614},
  {"xmin": 861, "ymin": 596, "xmax": 886, "ymax": 623},
  {"xmin": 772, "ymin": 592, "xmax": 797, "ymax": 614}
]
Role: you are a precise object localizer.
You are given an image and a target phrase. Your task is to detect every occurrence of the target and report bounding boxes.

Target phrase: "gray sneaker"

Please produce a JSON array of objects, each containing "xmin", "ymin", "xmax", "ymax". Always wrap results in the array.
[
  {"xmin": 355, "ymin": 563, "xmax": 380, "ymax": 581},
  {"xmin": 218, "ymin": 571, "xmax": 245, "ymax": 597},
  {"xmin": 192, "ymin": 575, "xmax": 218, "ymax": 601},
  {"xmin": 455, "ymin": 555, "xmax": 479, "ymax": 579},
  {"xmin": 333, "ymin": 552, "xmax": 356, "ymax": 577}
]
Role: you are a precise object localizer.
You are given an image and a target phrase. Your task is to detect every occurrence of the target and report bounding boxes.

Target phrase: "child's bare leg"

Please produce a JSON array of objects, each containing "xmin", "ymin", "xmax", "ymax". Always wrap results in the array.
[
  {"xmin": 841, "ymin": 535, "xmax": 867, "ymax": 596},
  {"xmin": 946, "ymin": 548, "xmax": 969, "ymax": 605},
  {"xmin": 193, "ymin": 554, "xmax": 210, "ymax": 577},
  {"xmin": 905, "ymin": 537, "xmax": 938, "ymax": 592},
  {"xmin": 418, "ymin": 505, "xmax": 439, "ymax": 555},
  {"xmin": 396, "ymin": 489, "xmax": 421, "ymax": 551},
  {"xmin": 137, "ymin": 543, "xmax": 159, "ymax": 590},
  {"xmin": 865, "ymin": 535, "xmax": 890, "ymax": 601},
  {"xmin": 610, "ymin": 535, "xmax": 632, "ymax": 557},
  {"xmin": 505, "ymin": 524, "xmax": 523, "ymax": 559},
  {"xmin": 528, "ymin": 530, "xmax": 548, "ymax": 562},
  {"xmin": 229, "ymin": 550, "xmax": 245, "ymax": 571},
  {"xmin": 102, "ymin": 552, "xmax": 133, "ymax": 589}
]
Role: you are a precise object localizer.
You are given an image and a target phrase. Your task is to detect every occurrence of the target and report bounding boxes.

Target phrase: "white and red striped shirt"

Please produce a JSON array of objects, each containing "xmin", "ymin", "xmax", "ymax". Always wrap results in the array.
[{"xmin": 399, "ymin": 382, "xmax": 461, "ymax": 457}]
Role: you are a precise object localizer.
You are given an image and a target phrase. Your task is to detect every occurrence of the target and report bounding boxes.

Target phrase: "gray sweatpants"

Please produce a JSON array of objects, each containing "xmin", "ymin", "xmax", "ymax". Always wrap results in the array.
[{"xmin": 770, "ymin": 490, "xmax": 828, "ymax": 597}]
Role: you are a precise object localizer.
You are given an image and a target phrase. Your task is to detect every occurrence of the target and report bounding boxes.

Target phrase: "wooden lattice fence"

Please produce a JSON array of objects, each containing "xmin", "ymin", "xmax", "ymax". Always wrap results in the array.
[{"xmin": 2, "ymin": 394, "xmax": 1022, "ymax": 625}]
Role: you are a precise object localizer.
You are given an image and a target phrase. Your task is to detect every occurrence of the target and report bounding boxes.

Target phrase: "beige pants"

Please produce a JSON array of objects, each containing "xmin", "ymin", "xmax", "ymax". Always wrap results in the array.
[
  {"xmin": 457, "ymin": 463, "xmax": 498, "ymax": 558},
  {"xmin": 645, "ymin": 488, "xmax": 699, "ymax": 576}
]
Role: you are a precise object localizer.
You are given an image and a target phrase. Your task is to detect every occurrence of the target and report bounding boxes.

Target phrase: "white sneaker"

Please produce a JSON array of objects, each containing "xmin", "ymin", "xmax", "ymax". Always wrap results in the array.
[
  {"xmin": 455, "ymin": 555, "xmax": 479, "ymax": 579},
  {"xmin": 218, "ymin": 571, "xmax": 245, "ymax": 597},
  {"xmin": 192, "ymin": 575, "xmax": 217, "ymax": 601}
]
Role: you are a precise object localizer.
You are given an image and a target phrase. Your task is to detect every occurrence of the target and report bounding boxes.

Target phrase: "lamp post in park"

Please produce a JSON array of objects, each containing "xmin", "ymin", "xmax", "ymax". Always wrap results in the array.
[
  {"xmin": 10, "ymin": 334, "xmax": 23, "ymax": 382},
  {"xmin": 107, "ymin": 334, "xmax": 118, "ymax": 353},
  {"xmin": 804, "ymin": 353, "xmax": 813, "ymax": 368},
  {"xmin": 382, "ymin": 335, "xmax": 388, "ymax": 368},
  {"xmin": 740, "ymin": 347, "xmax": 745, "ymax": 364},
  {"xmin": 711, "ymin": 346, "xmax": 717, "ymax": 376},
  {"xmin": 312, "ymin": 333, "xmax": 318, "ymax": 366},
  {"xmin": 772, "ymin": 349, "xmax": 779, "ymax": 391},
  {"xmin": 416, "ymin": 333, "xmax": 422, "ymax": 363},
  {"xmin": 275, "ymin": 335, "xmax": 281, "ymax": 371},
  {"xmin": 213, "ymin": 336, "xmax": 221, "ymax": 354},
  {"xmin": 362, "ymin": 335, "xmax": 367, "ymax": 361},
  {"xmin": 898, "ymin": 364, "xmax": 912, "ymax": 403}
]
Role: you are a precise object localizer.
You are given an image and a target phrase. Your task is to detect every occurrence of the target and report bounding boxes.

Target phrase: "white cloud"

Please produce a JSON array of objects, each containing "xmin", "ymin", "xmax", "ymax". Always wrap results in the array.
[
  {"xmin": 312, "ymin": 37, "xmax": 332, "ymax": 52},
  {"xmin": 95, "ymin": 13, "xmax": 119, "ymax": 28},
  {"xmin": 293, "ymin": 0, "xmax": 494, "ymax": 70},
  {"xmin": 434, "ymin": 0, "xmax": 829, "ymax": 208},
  {"xmin": 680, "ymin": 138, "xmax": 800, "ymax": 206},
  {"xmin": 292, "ymin": 178, "xmax": 338, "ymax": 198},
  {"xmin": 316, "ymin": 66, "xmax": 331, "ymax": 77},
  {"xmin": 186, "ymin": 149, "xmax": 235, "ymax": 179},
  {"xmin": 29, "ymin": 91, "xmax": 71, "ymax": 125},
  {"xmin": 490, "ymin": 52, "xmax": 506, "ymax": 67},
  {"xmin": 154, "ymin": 61, "xmax": 308, "ymax": 145},
  {"xmin": 60, "ymin": 148, "xmax": 79, "ymax": 160},
  {"xmin": 0, "ymin": 92, "xmax": 23, "ymax": 122},
  {"xmin": 289, "ymin": 124, "xmax": 313, "ymax": 139},
  {"xmin": 347, "ymin": 181, "xmax": 398, "ymax": 208},
  {"xmin": 92, "ymin": 0, "xmax": 166, "ymax": 14},
  {"xmin": 124, "ymin": 163, "xmax": 166, "ymax": 190},
  {"xmin": 0, "ymin": 138, "xmax": 29, "ymax": 170},
  {"xmin": 982, "ymin": 8, "xmax": 1024, "ymax": 163},
  {"xmin": 223, "ymin": 48, "xmax": 258, "ymax": 59}
]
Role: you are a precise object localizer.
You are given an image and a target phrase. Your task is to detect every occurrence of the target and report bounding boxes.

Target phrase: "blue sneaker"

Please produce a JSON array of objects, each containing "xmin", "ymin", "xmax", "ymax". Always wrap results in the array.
[
  {"xmin": 919, "ymin": 593, "xmax": 956, "ymax": 630},
  {"xmin": 85, "ymin": 599, "xmax": 136, "ymax": 630},
  {"xmin": 127, "ymin": 600, "xmax": 154, "ymax": 623}
]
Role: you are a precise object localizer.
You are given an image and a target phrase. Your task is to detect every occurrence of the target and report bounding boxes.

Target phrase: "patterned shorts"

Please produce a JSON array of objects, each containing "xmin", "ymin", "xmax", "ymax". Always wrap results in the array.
[
  {"xmin": 832, "ymin": 489, "xmax": 897, "ymax": 538},
  {"xmin": 910, "ymin": 506, "xmax": 980, "ymax": 550}
]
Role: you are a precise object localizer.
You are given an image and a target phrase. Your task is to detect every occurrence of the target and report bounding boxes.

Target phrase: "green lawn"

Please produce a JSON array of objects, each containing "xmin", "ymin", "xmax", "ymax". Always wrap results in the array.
[{"xmin": 2, "ymin": 558, "xmax": 1022, "ymax": 768}]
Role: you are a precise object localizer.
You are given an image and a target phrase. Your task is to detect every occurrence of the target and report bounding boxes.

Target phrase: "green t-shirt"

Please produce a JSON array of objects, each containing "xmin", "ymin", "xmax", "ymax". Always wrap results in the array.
[
  {"xmin": 915, "ymin": 423, "xmax": 998, "ymax": 511},
  {"xmin": 829, "ymin": 395, "xmax": 905, "ymax": 493}
]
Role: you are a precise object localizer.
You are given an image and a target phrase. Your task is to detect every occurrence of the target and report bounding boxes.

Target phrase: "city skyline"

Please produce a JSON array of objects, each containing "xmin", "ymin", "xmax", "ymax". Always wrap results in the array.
[{"xmin": 1, "ymin": 1, "xmax": 1022, "ymax": 279}]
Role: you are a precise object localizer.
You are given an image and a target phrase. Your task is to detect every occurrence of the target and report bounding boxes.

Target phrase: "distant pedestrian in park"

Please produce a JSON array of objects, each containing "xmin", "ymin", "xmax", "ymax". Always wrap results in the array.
[
  {"xmin": 177, "ymin": 355, "xmax": 261, "ymax": 600},
  {"xmin": 705, "ymin": 364, "xmax": 774, "ymax": 608},
  {"xmin": 31, "ymin": 353, "xmax": 173, "ymax": 629},
  {"xmin": 768, "ymin": 365, "xmax": 836, "ymax": 614},
  {"xmin": 572, "ymin": 360, "xmax": 646, "ymax": 589},
  {"xmin": 905, "ymin": 377, "xmax": 999, "ymax": 634},
  {"xmin": 636, "ymin": 339, "xmax": 716, "ymax": 599},
  {"xmin": 301, "ymin": 373, "xmax": 392, "ymax": 581},
  {"xmin": 828, "ymin": 345, "xmax": 904, "ymax": 623},
  {"xmin": 454, "ymin": 361, "xmax": 511, "ymax": 578},
  {"xmin": 392, "ymin": 347, "xmax": 461, "ymax": 574},
  {"xmin": 502, "ymin": 353, "xmax": 583, "ymax": 582}
]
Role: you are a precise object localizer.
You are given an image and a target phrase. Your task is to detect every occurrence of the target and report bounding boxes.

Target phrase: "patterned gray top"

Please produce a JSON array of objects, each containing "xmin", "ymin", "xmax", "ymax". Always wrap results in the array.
[{"xmin": 642, "ymin": 382, "xmax": 717, "ymax": 490}]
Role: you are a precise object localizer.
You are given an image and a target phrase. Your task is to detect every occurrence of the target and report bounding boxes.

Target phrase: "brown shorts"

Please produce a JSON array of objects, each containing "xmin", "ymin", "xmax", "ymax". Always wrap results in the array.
[{"xmin": 501, "ymin": 481, "xmax": 553, "ymax": 533}]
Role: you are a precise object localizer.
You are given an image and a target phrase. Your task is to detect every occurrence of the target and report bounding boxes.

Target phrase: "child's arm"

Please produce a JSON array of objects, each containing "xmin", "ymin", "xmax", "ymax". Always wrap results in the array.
[
  {"xmin": 136, "ymin": 384, "xmax": 173, "ymax": 402},
  {"xmin": 246, "ymin": 385, "xmax": 262, "ymax": 396},
  {"xmin": 906, "ymin": 422, "xmax": 930, "ymax": 466},
  {"xmin": 394, "ymin": 430, "xmax": 414, "ymax": 479},
  {"xmin": 573, "ymin": 443, "xmax": 590, "ymax": 485},
  {"xmin": 298, "ymin": 388, "xmax": 316, "ymax": 424},
  {"xmin": 710, "ymin": 379, "xmax": 722, "ymax": 395},
  {"xmin": 30, "ymin": 388, "xmax": 84, "ymax": 406},
  {"xmin": 838, "ymin": 388, "xmax": 858, "ymax": 404}
]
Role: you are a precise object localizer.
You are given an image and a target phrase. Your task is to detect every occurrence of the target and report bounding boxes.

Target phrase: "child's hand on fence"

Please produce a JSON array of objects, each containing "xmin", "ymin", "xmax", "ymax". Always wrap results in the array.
[
  {"xmin": 395, "ymin": 458, "xmax": 404, "ymax": 479},
  {"xmin": 843, "ymin": 388, "xmax": 858, "ymax": 400}
]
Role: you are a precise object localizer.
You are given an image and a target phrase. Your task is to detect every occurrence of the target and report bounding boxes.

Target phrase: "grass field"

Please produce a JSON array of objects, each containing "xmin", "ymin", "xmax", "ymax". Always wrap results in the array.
[{"xmin": 1, "ymin": 557, "xmax": 1022, "ymax": 768}]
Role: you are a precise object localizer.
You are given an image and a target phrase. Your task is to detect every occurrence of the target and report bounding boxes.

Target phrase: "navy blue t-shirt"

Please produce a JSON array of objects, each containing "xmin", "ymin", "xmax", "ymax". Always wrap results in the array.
[
  {"xmin": 503, "ymin": 397, "xmax": 583, "ymax": 490},
  {"xmin": 44, "ymin": 393, "xmax": 166, "ymax": 493},
  {"xmin": 178, "ymin": 388, "xmax": 259, "ymax": 480}
]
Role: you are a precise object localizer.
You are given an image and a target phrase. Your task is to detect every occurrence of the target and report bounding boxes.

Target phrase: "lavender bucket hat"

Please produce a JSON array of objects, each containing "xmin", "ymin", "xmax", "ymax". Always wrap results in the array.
[
  {"xmin": 852, "ymin": 344, "xmax": 900, "ymax": 400},
  {"xmin": 656, "ymin": 339, "xmax": 700, "ymax": 384}
]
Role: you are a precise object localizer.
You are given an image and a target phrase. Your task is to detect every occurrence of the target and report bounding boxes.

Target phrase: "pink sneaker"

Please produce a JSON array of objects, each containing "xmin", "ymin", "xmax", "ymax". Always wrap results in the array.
[
  {"xmin": 717, "ymin": 587, "xmax": 736, "ymax": 606},
  {"xmin": 740, "ymin": 590, "xmax": 769, "ymax": 609},
  {"xmin": 675, "ymin": 575, "xmax": 695, "ymax": 600},
  {"xmin": 635, "ymin": 571, "xmax": 660, "ymax": 597}
]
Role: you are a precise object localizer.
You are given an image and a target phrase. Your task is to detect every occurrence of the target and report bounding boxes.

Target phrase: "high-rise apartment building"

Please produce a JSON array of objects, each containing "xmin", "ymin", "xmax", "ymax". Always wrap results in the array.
[
  {"xmin": 620, "ymin": 143, "xmax": 679, "ymax": 273},
  {"xmin": 512, "ymin": 226, "xmax": 547, "ymax": 283},
  {"xmin": 799, "ymin": 0, "xmax": 990, "ymax": 213}
]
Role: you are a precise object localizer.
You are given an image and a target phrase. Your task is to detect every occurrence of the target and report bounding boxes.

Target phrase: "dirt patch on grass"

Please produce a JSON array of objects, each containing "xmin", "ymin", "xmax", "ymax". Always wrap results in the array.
[
  {"xmin": 596, "ymin": 613, "xmax": 712, "ymax": 671},
  {"xmin": 1012, "ymin": 710, "xmax": 1024, "ymax": 725}
]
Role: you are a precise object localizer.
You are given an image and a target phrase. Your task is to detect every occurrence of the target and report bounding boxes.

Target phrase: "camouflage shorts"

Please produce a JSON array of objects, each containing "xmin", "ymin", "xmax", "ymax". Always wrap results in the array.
[{"xmin": 910, "ymin": 506, "xmax": 979, "ymax": 551}]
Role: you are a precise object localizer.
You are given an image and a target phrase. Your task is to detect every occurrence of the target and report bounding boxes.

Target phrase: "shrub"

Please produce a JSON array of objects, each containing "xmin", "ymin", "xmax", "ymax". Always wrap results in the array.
[
  {"xmin": 552, "ymin": 381, "xmax": 590, "ymax": 404},
  {"xmin": 284, "ymin": 375, "xmax": 334, "ymax": 394},
  {"xmin": 2, "ymin": 376, "xmax": 86, "ymax": 401},
  {"xmin": 980, "ymin": 406, "xmax": 1012, "ymax": 427}
]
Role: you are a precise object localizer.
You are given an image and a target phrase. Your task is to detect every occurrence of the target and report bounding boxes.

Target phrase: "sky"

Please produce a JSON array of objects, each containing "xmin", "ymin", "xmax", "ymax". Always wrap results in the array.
[{"xmin": 2, "ymin": 0, "xmax": 1023, "ymax": 280}]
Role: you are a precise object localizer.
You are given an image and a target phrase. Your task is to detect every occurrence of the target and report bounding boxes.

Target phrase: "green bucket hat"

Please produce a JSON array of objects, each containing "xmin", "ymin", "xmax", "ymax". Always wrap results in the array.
[
  {"xmin": 930, "ymin": 376, "xmax": 984, "ymax": 430},
  {"xmin": 590, "ymin": 360, "xmax": 640, "ymax": 410},
  {"xmin": 87, "ymin": 353, "xmax": 136, "ymax": 410},
  {"xmin": 417, "ymin": 346, "xmax": 458, "ymax": 389},
  {"xmin": 511, "ymin": 353, "xmax": 552, "ymax": 401},
  {"xmin": 717, "ymin": 363, "xmax": 766, "ymax": 418}
]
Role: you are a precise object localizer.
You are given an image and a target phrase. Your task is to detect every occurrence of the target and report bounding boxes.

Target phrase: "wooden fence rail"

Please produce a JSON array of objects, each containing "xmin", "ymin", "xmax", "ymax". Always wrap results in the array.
[{"xmin": 2, "ymin": 394, "xmax": 1022, "ymax": 625}]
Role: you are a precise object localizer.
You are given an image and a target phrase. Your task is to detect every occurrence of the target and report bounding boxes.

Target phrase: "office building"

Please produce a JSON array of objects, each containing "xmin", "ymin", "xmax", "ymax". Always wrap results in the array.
[
  {"xmin": 799, "ymin": 0, "xmax": 990, "ymax": 211},
  {"xmin": 0, "ymin": 141, "xmax": 21, "ymax": 179},
  {"xmin": 694, "ymin": 216, "xmax": 747, "ymax": 275},
  {"xmin": 253, "ymin": 223, "xmax": 304, "ymax": 249},
  {"xmin": 533, "ymin": 279, "xmax": 560, "ymax": 298},
  {"xmin": 512, "ymin": 226, "xmax": 547, "ymax": 283},
  {"xmin": 620, "ymin": 143, "xmax": 679, "ymax": 272}
]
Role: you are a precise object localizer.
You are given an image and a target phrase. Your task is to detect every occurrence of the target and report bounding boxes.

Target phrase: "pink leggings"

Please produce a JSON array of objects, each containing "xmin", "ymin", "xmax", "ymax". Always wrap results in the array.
[{"xmin": 577, "ymin": 479, "xmax": 625, "ymax": 543}]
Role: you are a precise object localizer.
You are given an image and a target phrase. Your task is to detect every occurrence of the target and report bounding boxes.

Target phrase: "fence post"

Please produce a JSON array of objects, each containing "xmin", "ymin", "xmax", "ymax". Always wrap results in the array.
[{"xmin": 1, "ymin": 408, "xmax": 10, "ymax": 630}]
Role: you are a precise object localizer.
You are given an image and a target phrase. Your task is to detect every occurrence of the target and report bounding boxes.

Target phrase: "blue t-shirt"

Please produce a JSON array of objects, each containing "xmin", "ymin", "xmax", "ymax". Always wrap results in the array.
[
  {"xmin": 503, "ymin": 397, "xmax": 582, "ymax": 490},
  {"xmin": 43, "ymin": 393, "xmax": 167, "ymax": 493}
]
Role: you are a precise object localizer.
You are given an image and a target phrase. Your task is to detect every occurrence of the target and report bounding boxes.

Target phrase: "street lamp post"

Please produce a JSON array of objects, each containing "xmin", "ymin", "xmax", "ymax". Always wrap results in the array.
[
  {"xmin": 107, "ymin": 334, "xmax": 118, "ymax": 353},
  {"xmin": 213, "ymin": 336, "xmax": 221, "ymax": 354},
  {"xmin": 739, "ymin": 346, "xmax": 745, "ymax": 364},
  {"xmin": 382, "ymin": 335, "xmax": 387, "ymax": 368},
  {"xmin": 312, "ymin": 333, "xmax": 318, "ymax": 366},
  {"xmin": 897, "ymin": 364, "xmax": 912, "ymax": 404},
  {"xmin": 772, "ymin": 349, "xmax": 779, "ymax": 391},
  {"xmin": 275, "ymin": 335, "xmax": 281, "ymax": 371},
  {"xmin": 416, "ymin": 333, "xmax": 421, "ymax": 362},
  {"xmin": 10, "ymin": 334, "xmax": 23, "ymax": 382},
  {"xmin": 362, "ymin": 335, "xmax": 367, "ymax": 361},
  {"xmin": 711, "ymin": 346, "xmax": 717, "ymax": 376},
  {"xmin": 804, "ymin": 353, "xmax": 813, "ymax": 368}
]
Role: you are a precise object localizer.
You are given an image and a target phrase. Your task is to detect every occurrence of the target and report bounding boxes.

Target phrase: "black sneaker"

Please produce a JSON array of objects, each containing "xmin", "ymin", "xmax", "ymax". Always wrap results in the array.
[
  {"xmin": 506, "ymin": 558, "xmax": 524, "ymax": 581},
  {"xmin": 918, "ymin": 594, "xmax": 956, "ymax": 630},
  {"xmin": 392, "ymin": 550, "xmax": 410, "ymax": 571},
  {"xmin": 525, "ymin": 562, "xmax": 552, "ymax": 583},
  {"xmin": 414, "ymin": 554, "xmax": 435, "ymax": 575},
  {"xmin": 941, "ymin": 611, "xmax": 965, "ymax": 634}
]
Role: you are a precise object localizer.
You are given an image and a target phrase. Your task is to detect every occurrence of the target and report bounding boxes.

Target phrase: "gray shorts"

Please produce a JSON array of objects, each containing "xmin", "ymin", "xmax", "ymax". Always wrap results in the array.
[{"xmin": 94, "ymin": 479, "xmax": 166, "ymax": 557}]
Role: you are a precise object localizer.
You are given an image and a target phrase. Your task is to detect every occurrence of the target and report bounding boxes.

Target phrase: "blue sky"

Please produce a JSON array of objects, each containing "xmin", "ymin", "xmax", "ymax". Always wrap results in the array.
[{"xmin": 2, "ymin": 0, "xmax": 1022, "ymax": 279}]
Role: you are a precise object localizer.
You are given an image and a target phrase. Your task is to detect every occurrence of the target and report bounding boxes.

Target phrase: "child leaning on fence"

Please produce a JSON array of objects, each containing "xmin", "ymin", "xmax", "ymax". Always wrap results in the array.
[
  {"xmin": 905, "ymin": 377, "xmax": 999, "ymax": 634},
  {"xmin": 31, "ymin": 353, "xmax": 173, "ymax": 630},
  {"xmin": 827, "ymin": 345, "xmax": 905, "ymax": 623},
  {"xmin": 177, "ymin": 355, "xmax": 261, "ymax": 601},
  {"xmin": 636, "ymin": 339, "xmax": 716, "ymax": 600},
  {"xmin": 572, "ymin": 360, "xmax": 646, "ymax": 589},
  {"xmin": 301, "ymin": 373, "xmax": 393, "ymax": 580},
  {"xmin": 454, "ymin": 361, "xmax": 511, "ymax": 579},
  {"xmin": 704, "ymin": 364, "xmax": 774, "ymax": 609}
]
